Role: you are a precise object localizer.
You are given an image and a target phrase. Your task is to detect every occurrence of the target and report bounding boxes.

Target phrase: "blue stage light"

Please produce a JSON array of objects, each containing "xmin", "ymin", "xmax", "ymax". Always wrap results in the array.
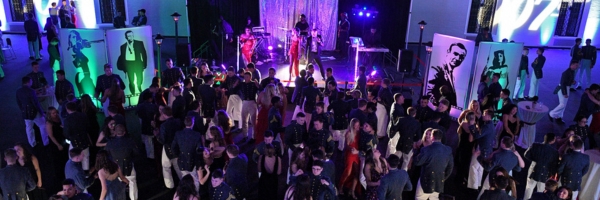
[
  {"xmin": 359, "ymin": 12, "xmax": 363, "ymax": 16},
  {"xmin": 363, "ymin": 7, "xmax": 367, "ymax": 10}
]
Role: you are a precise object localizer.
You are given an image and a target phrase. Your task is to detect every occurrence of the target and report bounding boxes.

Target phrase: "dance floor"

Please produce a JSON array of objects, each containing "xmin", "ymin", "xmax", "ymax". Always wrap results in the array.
[{"xmin": 0, "ymin": 34, "xmax": 595, "ymax": 199}]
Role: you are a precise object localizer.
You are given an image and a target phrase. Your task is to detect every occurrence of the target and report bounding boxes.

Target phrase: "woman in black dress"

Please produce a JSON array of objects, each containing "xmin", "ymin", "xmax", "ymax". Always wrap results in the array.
[
  {"xmin": 364, "ymin": 149, "xmax": 388, "ymax": 200},
  {"xmin": 455, "ymin": 111, "xmax": 477, "ymax": 186},
  {"xmin": 258, "ymin": 144, "xmax": 282, "ymax": 199},
  {"xmin": 500, "ymin": 104, "xmax": 520, "ymax": 141},
  {"xmin": 14, "ymin": 143, "xmax": 45, "ymax": 199},
  {"xmin": 45, "ymin": 107, "xmax": 68, "ymax": 186}
]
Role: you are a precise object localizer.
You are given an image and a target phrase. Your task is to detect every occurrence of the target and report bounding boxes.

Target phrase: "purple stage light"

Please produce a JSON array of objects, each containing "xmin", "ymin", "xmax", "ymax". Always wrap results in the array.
[
  {"xmin": 366, "ymin": 13, "xmax": 371, "ymax": 17},
  {"xmin": 268, "ymin": 46, "xmax": 273, "ymax": 51},
  {"xmin": 359, "ymin": 12, "xmax": 363, "ymax": 16},
  {"xmin": 370, "ymin": 70, "xmax": 377, "ymax": 76}
]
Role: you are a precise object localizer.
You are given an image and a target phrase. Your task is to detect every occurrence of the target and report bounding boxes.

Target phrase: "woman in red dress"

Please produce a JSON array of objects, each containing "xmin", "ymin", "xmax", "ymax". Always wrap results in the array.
[
  {"xmin": 288, "ymin": 28, "xmax": 301, "ymax": 79},
  {"xmin": 338, "ymin": 118, "xmax": 362, "ymax": 199},
  {"xmin": 240, "ymin": 27, "xmax": 255, "ymax": 66},
  {"xmin": 255, "ymin": 84, "xmax": 279, "ymax": 144}
]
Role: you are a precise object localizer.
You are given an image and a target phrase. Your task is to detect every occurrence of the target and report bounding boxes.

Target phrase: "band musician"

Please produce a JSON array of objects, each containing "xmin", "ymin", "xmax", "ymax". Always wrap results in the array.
[
  {"xmin": 362, "ymin": 26, "xmax": 382, "ymax": 67},
  {"xmin": 240, "ymin": 27, "xmax": 256, "ymax": 66}
]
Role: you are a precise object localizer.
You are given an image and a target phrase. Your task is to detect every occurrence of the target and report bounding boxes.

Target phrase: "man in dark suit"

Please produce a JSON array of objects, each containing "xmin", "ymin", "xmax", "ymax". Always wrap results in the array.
[
  {"xmin": 473, "ymin": 110, "xmax": 495, "ymax": 160},
  {"xmin": 414, "ymin": 96, "xmax": 433, "ymax": 123},
  {"xmin": 55, "ymin": 70, "xmax": 74, "ymax": 105},
  {"xmin": 225, "ymin": 145, "xmax": 248, "ymax": 199},
  {"xmin": 395, "ymin": 107, "xmax": 421, "ymax": 170},
  {"xmin": 354, "ymin": 66, "xmax": 368, "ymax": 100},
  {"xmin": 259, "ymin": 67, "xmax": 280, "ymax": 90},
  {"xmin": 292, "ymin": 70, "xmax": 308, "ymax": 104},
  {"xmin": 136, "ymin": 91, "xmax": 159, "ymax": 159},
  {"xmin": 113, "ymin": 11, "xmax": 126, "ymax": 28},
  {"xmin": 387, "ymin": 93, "xmax": 406, "ymax": 154},
  {"xmin": 529, "ymin": 48, "xmax": 546, "ymax": 98},
  {"xmin": 131, "ymin": 9, "xmax": 147, "ymax": 26},
  {"xmin": 549, "ymin": 60, "xmax": 579, "ymax": 124},
  {"xmin": 349, "ymin": 99, "xmax": 368, "ymax": 125},
  {"xmin": 377, "ymin": 154, "xmax": 412, "ymax": 200},
  {"xmin": 182, "ymin": 78, "xmax": 196, "ymax": 112},
  {"xmin": 105, "ymin": 124, "xmax": 139, "ymax": 199},
  {"xmin": 530, "ymin": 179, "xmax": 559, "ymax": 200},
  {"xmin": 17, "ymin": 76, "xmax": 49, "ymax": 147},
  {"xmin": 414, "ymin": 128, "xmax": 453, "ymax": 200},
  {"xmin": 58, "ymin": 0, "xmax": 71, "ymax": 28},
  {"xmin": 159, "ymin": 106, "xmax": 184, "ymax": 189},
  {"xmin": 378, "ymin": 78, "xmax": 394, "ymax": 112},
  {"xmin": 171, "ymin": 86, "xmax": 186, "ymax": 120},
  {"xmin": 0, "ymin": 148, "xmax": 36, "ymax": 199},
  {"xmin": 308, "ymin": 118, "xmax": 335, "ymax": 158},
  {"xmin": 161, "ymin": 58, "xmax": 185, "ymax": 88},
  {"xmin": 325, "ymin": 67, "xmax": 336, "ymax": 87},
  {"xmin": 55, "ymin": 179, "xmax": 94, "ymax": 200},
  {"xmin": 197, "ymin": 75, "xmax": 217, "ymax": 121},
  {"xmin": 284, "ymin": 112, "xmax": 308, "ymax": 170},
  {"xmin": 480, "ymin": 176, "xmax": 515, "ymax": 200},
  {"xmin": 117, "ymin": 30, "xmax": 147, "ymax": 94},
  {"xmin": 300, "ymin": 77, "xmax": 322, "ymax": 125},
  {"xmin": 64, "ymin": 101, "xmax": 92, "ymax": 170},
  {"xmin": 186, "ymin": 100, "xmax": 206, "ymax": 145},
  {"xmin": 524, "ymin": 133, "xmax": 559, "ymax": 200},
  {"xmin": 252, "ymin": 130, "xmax": 282, "ymax": 162},
  {"xmin": 488, "ymin": 73, "xmax": 502, "ymax": 107},
  {"xmin": 558, "ymin": 138, "xmax": 589, "ymax": 198},
  {"xmin": 27, "ymin": 62, "xmax": 48, "ymax": 90},
  {"xmin": 427, "ymin": 43, "xmax": 467, "ymax": 107},
  {"xmin": 24, "ymin": 13, "xmax": 41, "ymax": 60},
  {"xmin": 306, "ymin": 29, "xmax": 325, "ymax": 80},
  {"xmin": 172, "ymin": 116, "xmax": 203, "ymax": 177},
  {"xmin": 95, "ymin": 64, "xmax": 126, "ymax": 116},
  {"xmin": 485, "ymin": 136, "xmax": 523, "ymax": 173},
  {"xmin": 289, "ymin": 160, "xmax": 336, "ymax": 200}
]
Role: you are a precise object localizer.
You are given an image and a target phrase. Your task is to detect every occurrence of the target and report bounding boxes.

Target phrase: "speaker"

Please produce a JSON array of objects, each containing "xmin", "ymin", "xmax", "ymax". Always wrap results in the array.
[
  {"xmin": 176, "ymin": 43, "xmax": 192, "ymax": 67},
  {"xmin": 397, "ymin": 49, "xmax": 414, "ymax": 73}
]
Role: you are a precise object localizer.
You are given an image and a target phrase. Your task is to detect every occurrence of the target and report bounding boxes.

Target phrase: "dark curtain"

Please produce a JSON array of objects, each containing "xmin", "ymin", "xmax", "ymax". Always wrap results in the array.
[
  {"xmin": 338, "ymin": 0, "xmax": 411, "ymax": 53},
  {"xmin": 188, "ymin": 0, "xmax": 260, "ymax": 56}
]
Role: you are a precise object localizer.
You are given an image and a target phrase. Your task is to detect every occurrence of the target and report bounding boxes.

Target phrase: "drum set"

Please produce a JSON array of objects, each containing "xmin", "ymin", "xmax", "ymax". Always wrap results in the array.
[{"xmin": 248, "ymin": 27, "xmax": 273, "ymax": 62}]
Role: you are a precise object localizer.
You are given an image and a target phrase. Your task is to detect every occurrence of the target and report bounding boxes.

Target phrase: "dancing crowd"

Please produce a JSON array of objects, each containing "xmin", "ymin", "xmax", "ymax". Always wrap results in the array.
[{"xmin": 2, "ymin": 38, "xmax": 600, "ymax": 200}]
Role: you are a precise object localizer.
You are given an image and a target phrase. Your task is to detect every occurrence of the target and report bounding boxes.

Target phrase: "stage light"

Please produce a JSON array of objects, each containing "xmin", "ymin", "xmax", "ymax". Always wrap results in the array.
[
  {"xmin": 370, "ymin": 70, "xmax": 377, "ymax": 76},
  {"xmin": 268, "ymin": 46, "xmax": 273, "ymax": 51},
  {"xmin": 359, "ymin": 12, "xmax": 363, "ymax": 16},
  {"xmin": 418, "ymin": 20, "xmax": 427, "ymax": 30},
  {"xmin": 366, "ymin": 13, "xmax": 371, "ymax": 17},
  {"xmin": 363, "ymin": 7, "xmax": 367, "ymax": 10},
  {"xmin": 277, "ymin": 44, "xmax": 282, "ymax": 48}
]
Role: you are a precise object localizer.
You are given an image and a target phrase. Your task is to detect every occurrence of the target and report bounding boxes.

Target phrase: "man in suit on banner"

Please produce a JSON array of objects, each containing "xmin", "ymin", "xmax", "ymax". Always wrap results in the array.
[
  {"xmin": 427, "ymin": 43, "xmax": 467, "ymax": 107},
  {"xmin": 117, "ymin": 30, "xmax": 147, "ymax": 95}
]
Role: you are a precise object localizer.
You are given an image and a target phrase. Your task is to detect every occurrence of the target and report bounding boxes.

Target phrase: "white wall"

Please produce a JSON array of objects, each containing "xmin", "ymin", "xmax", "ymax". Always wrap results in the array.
[
  {"xmin": 407, "ymin": 0, "xmax": 471, "ymax": 43},
  {"xmin": 0, "ymin": 0, "xmax": 189, "ymax": 37}
]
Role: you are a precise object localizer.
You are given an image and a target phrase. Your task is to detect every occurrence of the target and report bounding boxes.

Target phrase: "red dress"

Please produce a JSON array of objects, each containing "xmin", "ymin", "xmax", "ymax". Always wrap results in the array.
[
  {"xmin": 338, "ymin": 132, "xmax": 361, "ymax": 193},
  {"xmin": 254, "ymin": 102, "xmax": 270, "ymax": 144},
  {"xmin": 289, "ymin": 38, "xmax": 300, "ymax": 76},
  {"xmin": 241, "ymin": 36, "xmax": 254, "ymax": 64}
]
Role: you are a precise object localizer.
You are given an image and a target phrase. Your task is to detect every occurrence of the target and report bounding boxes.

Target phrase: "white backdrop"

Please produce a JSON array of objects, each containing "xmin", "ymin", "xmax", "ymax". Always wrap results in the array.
[{"xmin": 425, "ymin": 33, "xmax": 475, "ymax": 117}]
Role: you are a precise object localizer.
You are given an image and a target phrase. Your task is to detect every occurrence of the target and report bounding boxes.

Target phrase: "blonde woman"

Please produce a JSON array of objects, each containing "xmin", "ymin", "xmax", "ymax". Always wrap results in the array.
[
  {"xmin": 458, "ymin": 100, "xmax": 482, "ymax": 123},
  {"xmin": 338, "ymin": 118, "xmax": 361, "ymax": 198},
  {"xmin": 255, "ymin": 84, "xmax": 279, "ymax": 144}
]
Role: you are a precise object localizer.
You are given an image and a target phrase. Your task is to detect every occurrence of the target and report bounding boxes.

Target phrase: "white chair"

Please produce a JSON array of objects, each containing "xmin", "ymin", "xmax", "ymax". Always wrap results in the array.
[{"xmin": 1, "ymin": 38, "xmax": 16, "ymax": 60}]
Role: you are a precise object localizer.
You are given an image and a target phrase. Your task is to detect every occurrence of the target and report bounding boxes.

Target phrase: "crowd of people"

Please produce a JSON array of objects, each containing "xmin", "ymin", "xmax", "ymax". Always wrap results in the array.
[{"xmin": 1, "ymin": 32, "xmax": 599, "ymax": 200}]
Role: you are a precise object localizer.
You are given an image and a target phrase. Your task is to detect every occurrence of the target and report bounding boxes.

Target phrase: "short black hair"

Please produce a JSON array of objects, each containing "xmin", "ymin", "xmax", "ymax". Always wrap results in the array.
[
  {"xmin": 264, "ymin": 130, "xmax": 274, "ymax": 138},
  {"xmin": 22, "ymin": 76, "xmax": 32, "ymax": 84},
  {"xmin": 432, "ymin": 129, "xmax": 444, "ymax": 140},
  {"xmin": 326, "ymin": 68, "xmax": 332, "ymax": 73},
  {"xmin": 501, "ymin": 89, "xmax": 510, "ymax": 96},
  {"xmin": 271, "ymin": 96, "xmax": 281, "ymax": 106},
  {"xmin": 69, "ymin": 148, "xmax": 83, "ymax": 158},
  {"xmin": 184, "ymin": 116, "xmax": 194, "ymax": 127},
  {"xmin": 538, "ymin": 47, "xmax": 545, "ymax": 53},
  {"xmin": 56, "ymin": 70, "xmax": 65, "ymax": 75},
  {"xmin": 226, "ymin": 144, "xmax": 240, "ymax": 156},
  {"xmin": 104, "ymin": 63, "xmax": 112, "ymax": 69},
  {"xmin": 359, "ymin": 66, "xmax": 366, "ymax": 73},
  {"xmin": 387, "ymin": 154, "xmax": 400, "ymax": 168},
  {"xmin": 312, "ymin": 160, "xmax": 324, "ymax": 167},
  {"xmin": 66, "ymin": 102, "xmax": 78, "ymax": 111},
  {"xmin": 575, "ymin": 38, "xmax": 582, "ymax": 42},
  {"xmin": 227, "ymin": 67, "xmax": 235, "ymax": 72},
  {"xmin": 247, "ymin": 63, "xmax": 255, "ymax": 69},
  {"xmin": 494, "ymin": 175, "xmax": 509, "ymax": 190},
  {"xmin": 502, "ymin": 136, "xmax": 514, "ymax": 148},
  {"xmin": 307, "ymin": 77, "xmax": 314, "ymax": 85},
  {"xmin": 212, "ymin": 169, "xmax": 224, "ymax": 178},
  {"xmin": 570, "ymin": 59, "xmax": 579, "ymax": 65},
  {"xmin": 63, "ymin": 179, "xmax": 76, "ymax": 186},
  {"xmin": 295, "ymin": 112, "xmax": 305, "ymax": 118},
  {"xmin": 493, "ymin": 73, "xmax": 501, "ymax": 78},
  {"xmin": 190, "ymin": 66, "xmax": 198, "ymax": 74},
  {"xmin": 544, "ymin": 133, "xmax": 556, "ymax": 143},
  {"xmin": 312, "ymin": 149, "xmax": 324, "ymax": 160},
  {"xmin": 189, "ymin": 100, "xmax": 201, "ymax": 111},
  {"xmin": 183, "ymin": 78, "xmax": 192, "ymax": 87}
]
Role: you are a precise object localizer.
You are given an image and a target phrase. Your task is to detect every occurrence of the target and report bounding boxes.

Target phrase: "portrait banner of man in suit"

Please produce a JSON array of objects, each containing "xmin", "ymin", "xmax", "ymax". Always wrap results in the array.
[
  {"xmin": 106, "ymin": 26, "xmax": 155, "ymax": 106},
  {"xmin": 425, "ymin": 34, "xmax": 475, "ymax": 118}
]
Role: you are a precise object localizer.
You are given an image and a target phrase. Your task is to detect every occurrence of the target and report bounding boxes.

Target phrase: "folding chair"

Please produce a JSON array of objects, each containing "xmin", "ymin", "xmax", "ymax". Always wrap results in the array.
[{"xmin": 1, "ymin": 38, "xmax": 16, "ymax": 60}]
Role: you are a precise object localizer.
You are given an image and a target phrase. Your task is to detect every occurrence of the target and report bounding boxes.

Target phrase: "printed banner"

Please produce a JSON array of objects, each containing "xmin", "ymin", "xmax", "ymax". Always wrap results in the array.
[
  {"xmin": 106, "ymin": 26, "xmax": 155, "ymax": 106},
  {"xmin": 425, "ymin": 33, "xmax": 476, "ymax": 117},
  {"xmin": 470, "ymin": 42, "xmax": 524, "ymax": 105},
  {"xmin": 59, "ymin": 28, "xmax": 107, "ymax": 98}
]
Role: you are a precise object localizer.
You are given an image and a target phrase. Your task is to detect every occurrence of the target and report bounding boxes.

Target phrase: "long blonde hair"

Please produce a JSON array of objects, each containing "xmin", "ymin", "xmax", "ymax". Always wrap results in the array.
[
  {"xmin": 260, "ymin": 84, "xmax": 278, "ymax": 105},
  {"xmin": 346, "ymin": 118, "xmax": 360, "ymax": 144}
]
